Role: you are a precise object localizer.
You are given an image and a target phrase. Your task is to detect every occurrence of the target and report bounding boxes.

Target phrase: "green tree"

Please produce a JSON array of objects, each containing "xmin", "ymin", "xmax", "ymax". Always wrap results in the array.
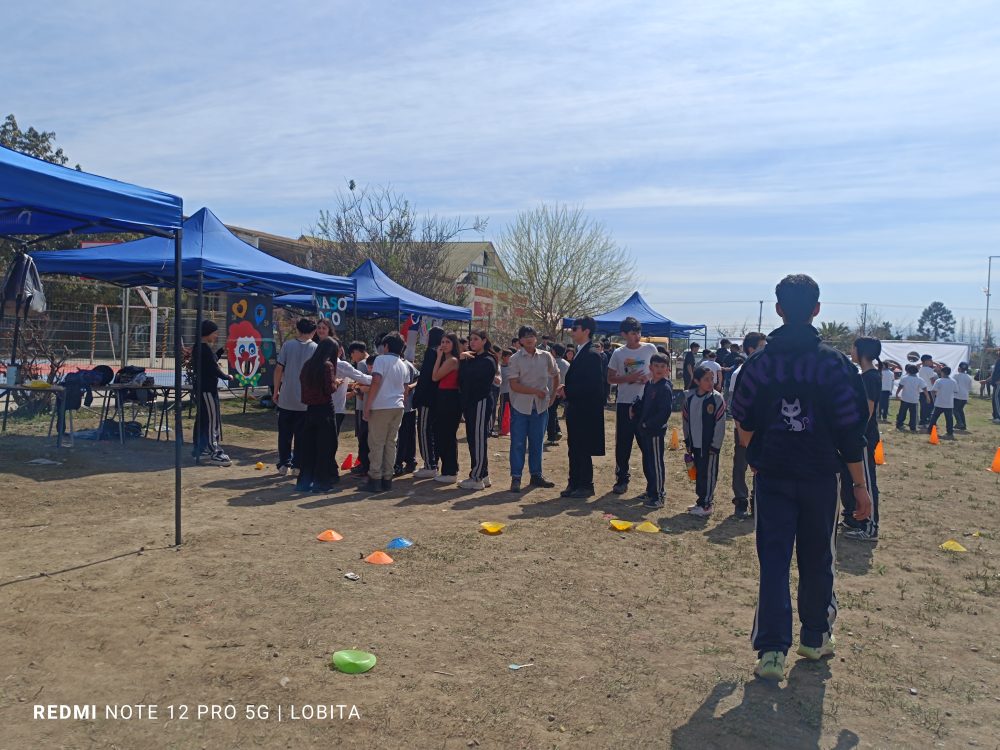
[
  {"xmin": 817, "ymin": 321, "xmax": 852, "ymax": 352},
  {"xmin": 917, "ymin": 301, "xmax": 956, "ymax": 341},
  {"xmin": 0, "ymin": 113, "xmax": 76, "ymax": 167}
]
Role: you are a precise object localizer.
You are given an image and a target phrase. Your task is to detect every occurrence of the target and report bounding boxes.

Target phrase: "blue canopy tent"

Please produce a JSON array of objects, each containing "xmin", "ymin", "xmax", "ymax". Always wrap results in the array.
[
  {"xmin": 275, "ymin": 258, "xmax": 471, "ymax": 322},
  {"xmin": 30, "ymin": 207, "xmax": 356, "ymax": 297},
  {"xmin": 562, "ymin": 291, "xmax": 705, "ymax": 338},
  {"xmin": 0, "ymin": 144, "xmax": 187, "ymax": 545}
]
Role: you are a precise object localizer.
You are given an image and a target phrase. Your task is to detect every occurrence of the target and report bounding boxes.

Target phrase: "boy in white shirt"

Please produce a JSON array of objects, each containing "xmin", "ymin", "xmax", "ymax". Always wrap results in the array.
[
  {"xmin": 363, "ymin": 333, "xmax": 418, "ymax": 491},
  {"xmin": 928, "ymin": 366, "xmax": 957, "ymax": 439},
  {"xmin": 917, "ymin": 355, "xmax": 938, "ymax": 426},
  {"xmin": 952, "ymin": 362, "xmax": 974, "ymax": 432},
  {"xmin": 701, "ymin": 350, "xmax": 722, "ymax": 388},
  {"xmin": 895, "ymin": 364, "xmax": 927, "ymax": 433}
]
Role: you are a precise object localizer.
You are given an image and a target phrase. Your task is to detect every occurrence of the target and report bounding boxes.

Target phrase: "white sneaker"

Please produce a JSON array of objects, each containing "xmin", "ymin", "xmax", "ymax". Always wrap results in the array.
[
  {"xmin": 209, "ymin": 453, "xmax": 232, "ymax": 467},
  {"xmin": 434, "ymin": 474, "xmax": 458, "ymax": 484},
  {"xmin": 277, "ymin": 464, "xmax": 288, "ymax": 477},
  {"xmin": 483, "ymin": 475, "xmax": 492, "ymax": 488},
  {"xmin": 414, "ymin": 467, "xmax": 439, "ymax": 478},
  {"xmin": 458, "ymin": 478, "xmax": 486, "ymax": 490},
  {"xmin": 688, "ymin": 505, "xmax": 712, "ymax": 517},
  {"xmin": 686, "ymin": 503, "xmax": 700, "ymax": 512}
]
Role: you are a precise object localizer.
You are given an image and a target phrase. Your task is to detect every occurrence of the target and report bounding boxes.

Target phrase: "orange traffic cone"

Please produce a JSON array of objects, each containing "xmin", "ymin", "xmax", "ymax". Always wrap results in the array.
[
  {"xmin": 669, "ymin": 427, "xmax": 680, "ymax": 451},
  {"xmin": 874, "ymin": 441, "xmax": 886, "ymax": 465},
  {"xmin": 990, "ymin": 447, "xmax": 1000, "ymax": 474},
  {"xmin": 500, "ymin": 402, "xmax": 511, "ymax": 436},
  {"xmin": 340, "ymin": 453, "xmax": 354, "ymax": 471},
  {"xmin": 929, "ymin": 425, "xmax": 939, "ymax": 445},
  {"xmin": 364, "ymin": 551, "xmax": 393, "ymax": 564},
  {"xmin": 317, "ymin": 529, "xmax": 343, "ymax": 542}
]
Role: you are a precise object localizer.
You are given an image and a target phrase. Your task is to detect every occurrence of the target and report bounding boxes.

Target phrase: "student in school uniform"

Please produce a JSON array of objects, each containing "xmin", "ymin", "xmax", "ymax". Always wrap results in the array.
[
  {"xmin": 193, "ymin": 320, "xmax": 238, "ymax": 466},
  {"xmin": 840, "ymin": 337, "xmax": 882, "ymax": 541},
  {"xmin": 928, "ymin": 366, "xmax": 957, "ymax": 440},
  {"xmin": 917, "ymin": 354, "xmax": 938, "ymax": 426},
  {"xmin": 495, "ymin": 348, "xmax": 514, "ymax": 438},
  {"xmin": 894, "ymin": 364, "xmax": 927, "ymax": 433},
  {"xmin": 457, "ymin": 329, "xmax": 499, "ymax": 491},
  {"xmin": 272, "ymin": 318, "xmax": 317, "ymax": 475},
  {"xmin": 682, "ymin": 342, "xmax": 700, "ymax": 390},
  {"xmin": 547, "ymin": 343, "xmax": 570, "ymax": 444},
  {"xmin": 413, "ymin": 326, "xmax": 444, "ymax": 478},
  {"xmin": 730, "ymin": 332, "xmax": 765, "ymax": 519},
  {"xmin": 606, "ymin": 317, "xmax": 659, "ymax": 496},
  {"xmin": 701, "ymin": 350, "xmax": 722, "ymax": 390},
  {"xmin": 394, "ymin": 352, "xmax": 420, "ymax": 476},
  {"xmin": 362, "ymin": 332, "xmax": 416, "ymax": 492},
  {"xmin": 878, "ymin": 361, "xmax": 895, "ymax": 423},
  {"xmin": 431, "ymin": 332, "xmax": 463, "ymax": 484},
  {"xmin": 729, "ymin": 274, "xmax": 871, "ymax": 681},
  {"xmin": 682, "ymin": 366, "xmax": 727, "ymax": 516},
  {"xmin": 630, "ymin": 353, "xmax": 673, "ymax": 509},
  {"xmin": 296, "ymin": 338, "xmax": 343, "ymax": 493},
  {"xmin": 333, "ymin": 341, "xmax": 372, "ymax": 438},
  {"xmin": 953, "ymin": 362, "xmax": 974, "ymax": 432}
]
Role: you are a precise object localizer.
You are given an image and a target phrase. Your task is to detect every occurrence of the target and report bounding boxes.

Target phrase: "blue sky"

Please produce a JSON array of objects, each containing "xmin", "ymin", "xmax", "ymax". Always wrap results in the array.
[{"xmin": 6, "ymin": 0, "xmax": 1000, "ymax": 339}]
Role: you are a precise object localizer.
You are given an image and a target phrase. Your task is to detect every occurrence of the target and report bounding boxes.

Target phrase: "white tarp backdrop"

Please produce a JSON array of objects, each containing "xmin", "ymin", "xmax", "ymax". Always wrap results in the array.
[{"xmin": 879, "ymin": 340, "xmax": 971, "ymax": 372}]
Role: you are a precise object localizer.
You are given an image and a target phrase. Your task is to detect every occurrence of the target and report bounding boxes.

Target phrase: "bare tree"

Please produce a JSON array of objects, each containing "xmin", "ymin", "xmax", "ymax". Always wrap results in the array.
[
  {"xmin": 496, "ymin": 204, "xmax": 635, "ymax": 335},
  {"xmin": 309, "ymin": 182, "xmax": 486, "ymax": 304}
]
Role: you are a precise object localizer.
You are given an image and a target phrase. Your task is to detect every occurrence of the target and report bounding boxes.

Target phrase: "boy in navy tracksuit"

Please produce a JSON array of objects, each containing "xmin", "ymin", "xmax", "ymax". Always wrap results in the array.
[
  {"xmin": 730, "ymin": 274, "xmax": 871, "ymax": 681},
  {"xmin": 630, "ymin": 353, "xmax": 674, "ymax": 509},
  {"xmin": 682, "ymin": 366, "xmax": 727, "ymax": 516}
]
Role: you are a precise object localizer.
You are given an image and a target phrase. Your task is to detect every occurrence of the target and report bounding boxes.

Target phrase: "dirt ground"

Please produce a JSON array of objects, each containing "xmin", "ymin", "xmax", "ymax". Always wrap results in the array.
[{"xmin": 1, "ymin": 394, "xmax": 999, "ymax": 749}]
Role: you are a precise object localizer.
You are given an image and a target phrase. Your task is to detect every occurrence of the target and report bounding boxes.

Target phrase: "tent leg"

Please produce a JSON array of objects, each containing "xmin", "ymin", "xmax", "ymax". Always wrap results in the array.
[
  {"xmin": 173, "ymin": 229, "xmax": 184, "ymax": 547},
  {"xmin": 121, "ymin": 287, "xmax": 130, "ymax": 369},
  {"xmin": 1, "ymin": 308, "xmax": 22, "ymax": 433},
  {"xmin": 193, "ymin": 270, "xmax": 204, "ymax": 457}
]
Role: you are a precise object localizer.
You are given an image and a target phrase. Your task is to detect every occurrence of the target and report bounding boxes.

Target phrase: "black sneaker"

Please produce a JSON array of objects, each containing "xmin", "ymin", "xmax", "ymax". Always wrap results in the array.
[
  {"xmin": 362, "ymin": 478, "xmax": 381, "ymax": 492},
  {"xmin": 560, "ymin": 485, "xmax": 576, "ymax": 498},
  {"xmin": 644, "ymin": 496, "xmax": 665, "ymax": 509},
  {"xmin": 612, "ymin": 482, "xmax": 629, "ymax": 495},
  {"xmin": 381, "ymin": 478, "xmax": 393, "ymax": 491},
  {"xmin": 569, "ymin": 486, "xmax": 595, "ymax": 499},
  {"xmin": 530, "ymin": 475, "xmax": 555, "ymax": 488},
  {"xmin": 510, "ymin": 477, "xmax": 522, "ymax": 493}
]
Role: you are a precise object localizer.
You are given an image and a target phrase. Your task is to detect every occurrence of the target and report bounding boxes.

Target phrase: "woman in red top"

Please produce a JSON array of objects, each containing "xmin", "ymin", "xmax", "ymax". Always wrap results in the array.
[
  {"xmin": 297, "ymin": 338, "xmax": 342, "ymax": 493},
  {"xmin": 431, "ymin": 332, "xmax": 462, "ymax": 482}
]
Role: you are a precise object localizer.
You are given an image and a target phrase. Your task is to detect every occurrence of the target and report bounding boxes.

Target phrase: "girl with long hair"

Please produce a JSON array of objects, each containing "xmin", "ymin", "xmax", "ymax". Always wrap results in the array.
[
  {"xmin": 413, "ymin": 326, "xmax": 445, "ymax": 477},
  {"xmin": 431, "ymin": 332, "xmax": 462, "ymax": 483},
  {"xmin": 297, "ymin": 338, "xmax": 342, "ymax": 493},
  {"xmin": 458, "ymin": 329, "xmax": 498, "ymax": 490}
]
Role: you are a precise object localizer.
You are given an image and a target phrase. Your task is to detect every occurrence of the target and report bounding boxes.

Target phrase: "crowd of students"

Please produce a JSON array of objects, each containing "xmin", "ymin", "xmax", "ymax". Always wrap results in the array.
[{"xmin": 188, "ymin": 272, "xmax": 1000, "ymax": 682}]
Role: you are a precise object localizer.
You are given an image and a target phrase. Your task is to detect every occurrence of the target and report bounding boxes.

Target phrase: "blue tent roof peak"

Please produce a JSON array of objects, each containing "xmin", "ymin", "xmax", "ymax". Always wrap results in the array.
[{"xmin": 563, "ymin": 291, "xmax": 704, "ymax": 337}]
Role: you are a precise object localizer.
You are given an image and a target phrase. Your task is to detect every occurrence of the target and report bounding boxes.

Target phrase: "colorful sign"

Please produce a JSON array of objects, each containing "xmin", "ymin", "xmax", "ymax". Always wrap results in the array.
[{"xmin": 226, "ymin": 293, "xmax": 275, "ymax": 388}]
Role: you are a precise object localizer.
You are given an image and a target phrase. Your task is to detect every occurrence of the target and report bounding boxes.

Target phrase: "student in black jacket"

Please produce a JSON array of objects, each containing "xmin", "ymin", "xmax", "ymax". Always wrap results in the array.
[
  {"xmin": 559, "ymin": 316, "xmax": 606, "ymax": 498},
  {"xmin": 412, "ymin": 326, "xmax": 444, "ymax": 478},
  {"xmin": 457, "ymin": 329, "xmax": 498, "ymax": 490},
  {"xmin": 630, "ymin": 353, "xmax": 673, "ymax": 509},
  {"xmin": 730, "ymin": 274, "xmax": 871, "ymax": 682},
  {"xmin": 193, "ymin": 320, "xmax": 237, "ymax": 465}
]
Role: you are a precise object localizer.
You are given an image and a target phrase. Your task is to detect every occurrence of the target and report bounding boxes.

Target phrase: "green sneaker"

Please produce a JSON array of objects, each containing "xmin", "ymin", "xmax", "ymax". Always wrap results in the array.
[
  {"xmin": 796, "ymin": 635, "xmax": 836, "ymax": 661},
  {"xmin": 754, "ymin": 651, "xmax": 786, "ymax": 680}
]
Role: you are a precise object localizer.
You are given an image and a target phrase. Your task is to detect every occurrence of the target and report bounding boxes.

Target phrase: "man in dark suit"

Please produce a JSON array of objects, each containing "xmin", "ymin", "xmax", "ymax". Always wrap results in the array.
[{"xmin": 559, "ymin": 316, "xmax": 606, "ymax": 498}]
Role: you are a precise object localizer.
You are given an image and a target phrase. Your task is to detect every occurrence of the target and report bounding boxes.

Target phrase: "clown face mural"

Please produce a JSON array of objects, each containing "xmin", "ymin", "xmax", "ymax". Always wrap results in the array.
[{"xmin": 227, "ymin": 320, "xmax": 264, "ymax": 387}]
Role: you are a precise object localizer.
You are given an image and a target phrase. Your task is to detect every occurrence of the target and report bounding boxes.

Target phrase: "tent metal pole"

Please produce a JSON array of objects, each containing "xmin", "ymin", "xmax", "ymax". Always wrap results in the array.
[
  {"xmin": 121, "ymin": 287, "xmax": 130, "ymax": 369},
  {"xmin": 173, "ymin": 229, "xmax": 184, "ymax": 547},
  {"xmin": 1, "ymin": 301, "xmax": 22, "ymax": 433},
  {"xmin": 193, "ymin": 269, "xmax": 205, "ymax": 461}
]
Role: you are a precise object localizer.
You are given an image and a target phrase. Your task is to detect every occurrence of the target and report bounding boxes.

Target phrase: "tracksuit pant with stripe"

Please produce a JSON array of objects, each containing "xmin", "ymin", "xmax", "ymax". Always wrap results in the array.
[
  {"xmin": 416, "ymin": 405, "xmax": 437, "ymax": 470},
  {"xmin": 840, "ymin": 445, "xmax": 879, "ymax": 535},
  {"xmin": 395, "ymin": 410, "xmax": 416, "ymax": 471},
  {"xmin": 614, "ymin": 403, "xmax": 639, "ymax": 485},
  {"xmin": 463, "ymin": 396, "xmax": 492, "ymax": 481},
  {"xmin": 753, "ymin": 473, "xmax": 839, "ymax": 656},
  {"xmin": 193, "ymin": 390, "xmax": 223, "ymax": 458},
  {"xmin": 692, "ymin": 448, "xmax": 719, "ymax": 508},
  {"xmin": 637, "ymin": 430, "xmax": 666, "ymax": 500}
]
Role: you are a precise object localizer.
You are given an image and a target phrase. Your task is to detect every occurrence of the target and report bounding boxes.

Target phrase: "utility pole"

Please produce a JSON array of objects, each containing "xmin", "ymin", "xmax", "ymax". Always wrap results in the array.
[
  {"xmin": 982, "ymin": 256, "xmax": 998, "ymax": 373},
  {"xmin": 860, "ymin": 303, "xmax": 868, "ymax": 336},
  {"xmin": 757, "ymin": 300, "xmax": 763, "ymax": 332}
]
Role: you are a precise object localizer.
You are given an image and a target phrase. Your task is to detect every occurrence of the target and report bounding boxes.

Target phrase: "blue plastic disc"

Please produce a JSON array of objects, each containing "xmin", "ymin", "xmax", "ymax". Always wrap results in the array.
[{"xmin": 386, "ymin": 536, "xmax": 413, "ymax": 549}]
